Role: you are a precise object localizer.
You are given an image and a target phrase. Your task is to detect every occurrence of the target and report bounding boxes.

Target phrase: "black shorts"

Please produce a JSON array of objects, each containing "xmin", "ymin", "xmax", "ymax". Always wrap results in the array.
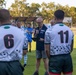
[
  {"xmin": 49, "ymin": 54, "xmax": 73, "ymax": 74},
  {"xmin": 0, "ymin": 61, "xmax": 24, "ymax": 75}
]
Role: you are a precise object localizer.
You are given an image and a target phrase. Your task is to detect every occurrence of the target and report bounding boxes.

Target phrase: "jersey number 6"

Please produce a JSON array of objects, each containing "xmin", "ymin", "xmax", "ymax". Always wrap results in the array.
[{"xmin": 4, "ymin": 34, "xmax": 14, "ymax": 49}]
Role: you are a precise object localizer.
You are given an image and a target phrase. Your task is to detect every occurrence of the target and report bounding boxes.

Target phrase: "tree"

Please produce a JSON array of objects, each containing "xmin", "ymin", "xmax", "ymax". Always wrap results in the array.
[
  {"xmin": 8, "ymin": 1, "xmax": 76, "ymax": 24},
  {"xmin": 9, "ymin": 0, "xmax": 28, "ymax": 17},
  {"xmin": 28, "ymin": 3, "xmax": 41, "ymax": 17},
  {"xmin": 0, "ymin": 0, "xmax": 6, "ymax": 8},
  {"xmin": 41, "ymin": 2, "xmax": 55, "ymax": 23},
  {"xmin": 69, "ymin": 7, "xmax": 76, "ymax": 24}
]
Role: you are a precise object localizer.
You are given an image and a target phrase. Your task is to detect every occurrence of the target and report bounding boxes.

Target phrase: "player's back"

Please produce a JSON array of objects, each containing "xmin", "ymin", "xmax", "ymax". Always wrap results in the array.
[
  {"xmin": 49, "ymin": 23, "xmax": 74, "ymax": 55},
  {"xmin": 0, "ymin": 25, "xmax": 25, "ymax": 61}
]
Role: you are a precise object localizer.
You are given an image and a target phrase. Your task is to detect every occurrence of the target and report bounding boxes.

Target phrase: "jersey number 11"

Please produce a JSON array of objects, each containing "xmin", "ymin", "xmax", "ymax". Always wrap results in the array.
[{"xmin": 58, "ymin": 31, "xmax": 69, "ymax": 43}]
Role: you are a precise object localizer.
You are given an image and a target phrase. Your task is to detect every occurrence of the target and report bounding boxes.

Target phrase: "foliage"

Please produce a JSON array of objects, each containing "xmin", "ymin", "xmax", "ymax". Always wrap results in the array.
[
  {"xmin": 0, "ymin": 0, "xmax": 6, "ymax": 8},
  {"xmin": 9, "ymin": 0, "xmax": 28, "ymax": 16},
  {"xmin": 8, "ymin": 1, "xmax": 76, "ymax": 25}
]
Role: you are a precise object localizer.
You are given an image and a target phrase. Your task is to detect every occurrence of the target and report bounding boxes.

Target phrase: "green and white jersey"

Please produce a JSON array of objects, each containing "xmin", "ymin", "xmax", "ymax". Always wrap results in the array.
[
  {"xmin": 45, "ymin": 23, "xmax": 74, "ymax": 55},
  {"xmin": 0, "ymin": 25, "xmax": 28, "ymax": 61}
]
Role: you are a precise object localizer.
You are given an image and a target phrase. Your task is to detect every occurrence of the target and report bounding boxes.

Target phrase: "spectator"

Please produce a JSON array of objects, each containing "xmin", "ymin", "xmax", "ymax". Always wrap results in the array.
[
  {"xmin": 11, "ymin": 21, "xmax": 16, "ymax": 26},
  {"xmin": 33, "ymin": 17, "xmax": 49, "ymax": 75},
  {"xmin": 16, "ymin": 20, "xmax": 21, "ymax": 28},
  {"xmin": 45, "ymin": 9, "xmax": 74, "ymax": 75},
  {"xmin": 24, "ymin": 23, "xmax": 33, "ymax": 52},
  {"xmin": 50, "ymin": 19, "xmax": 55, "ymax": 26},
  {"xmin": 0, "ymin": 9, "xmax": 28, "ymax": 75}
]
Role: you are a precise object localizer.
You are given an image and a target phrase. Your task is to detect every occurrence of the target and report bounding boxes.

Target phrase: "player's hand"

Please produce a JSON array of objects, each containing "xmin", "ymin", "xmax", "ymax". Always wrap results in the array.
[
  {"xmin": 26, "ymin": 30, "xmax": 30, "ymax": 33},
  {"xmin": 39, "ymin": 38, "xmax": 44, "ymax": 41},
  {"xmin": 35, "ymin": 30, "xmax": 39, "ymax": 34}
]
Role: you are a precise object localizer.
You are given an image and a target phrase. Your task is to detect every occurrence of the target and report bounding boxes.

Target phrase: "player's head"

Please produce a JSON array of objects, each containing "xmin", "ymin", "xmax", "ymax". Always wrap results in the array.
[
  {"xmin": 27, "ymin": 23, "xmax": 31, "ymax": 28},
  {"xmin": 36, "ymin": 17, "xmax": 43, "ymax": 27},
  {"xmin": 50, "ymin": 19, "xmax": 55, "ymax": 26},
  {"xmin": 0, "ymin": 9, "xmax": 10, "ymax": 23},
  {"xmin": 54, "ymin": 9, "xmax": 64, "ymax": 21},
  {"xmin": 12, "ymin": 21, "xmax": 16, "ymax": 26},
  {"xmin": 16, "ymin": 20, "xmax": 21, "ymax": 28}
]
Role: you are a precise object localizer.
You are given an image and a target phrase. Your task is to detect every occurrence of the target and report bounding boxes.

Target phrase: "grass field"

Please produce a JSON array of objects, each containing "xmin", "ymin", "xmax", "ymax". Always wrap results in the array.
[
  {"xmin": 21, "ymin": 48, "xmax": 76, "ymax": 75},
  {"xmin": 21, "ymin": 35, "xmax": 76, "ymax": 75}
]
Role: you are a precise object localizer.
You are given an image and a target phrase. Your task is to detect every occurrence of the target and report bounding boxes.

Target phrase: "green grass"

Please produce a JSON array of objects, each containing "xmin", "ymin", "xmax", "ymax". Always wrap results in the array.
[
  {"xmin": 21, "ymin": 48, "xmax": 76, "ymax": 75},
  {"xmin": 21, "ymin": 51, "xmax": 45, "ymax": 75}
]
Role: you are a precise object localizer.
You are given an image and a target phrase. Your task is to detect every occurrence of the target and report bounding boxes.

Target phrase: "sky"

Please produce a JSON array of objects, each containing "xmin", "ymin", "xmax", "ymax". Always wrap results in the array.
[{"xmin": 5, "ymin": 0, "xmax": 76, "ymax": 9}]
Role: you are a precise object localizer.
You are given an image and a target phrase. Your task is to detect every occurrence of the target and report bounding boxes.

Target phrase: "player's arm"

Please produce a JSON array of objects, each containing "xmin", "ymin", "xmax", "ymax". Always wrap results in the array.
[
  {"xmin": 71, "ymin": 34, "xmax": 74, "ymax": 52},
  {"xmin": 30, "ymin": 28, "xmax": 33, "ymax": 34},
  {"xmin": 32, "ymin": 28, "xmax": 39, "ymax": 41},
  {"xmin": 27, "ymin": 28, "xmax": 33, "ymax": 34},
  {"xmin": 45, "ymin": 44, "xmax": 50, "ymax": 58},
  {"xmin": 71, "ymin": 39, "xmax": 74, "ymax": 52},
  {"xmin": 23, "ymin": 35, "xmax": 28, "ymax": 55},
  {"xmin": 44, "ymin": 31, "xmax": 50, "ymax": 58}
]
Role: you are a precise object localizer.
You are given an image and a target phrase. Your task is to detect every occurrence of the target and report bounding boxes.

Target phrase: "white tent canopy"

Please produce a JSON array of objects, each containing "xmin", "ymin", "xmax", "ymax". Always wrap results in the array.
[
  {"xmin": 63, "ymin": 17, "xmax": 72, "ymax": 23},
  {"xmin": 63, "ymin": 17, "xmax": 72, "ymax": 27}
]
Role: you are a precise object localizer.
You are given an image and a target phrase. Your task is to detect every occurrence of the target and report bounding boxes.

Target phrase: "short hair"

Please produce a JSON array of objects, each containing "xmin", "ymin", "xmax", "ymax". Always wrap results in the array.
[
  {"xmin": 36, "ymin": 17, "xmax": 43, "ymax": 22},
  {"xmin": 0, "ymin": 9, "xmax": 10, "ymax": 22},
  {"xmin": 27, "ymin": 23, "xmax": 31, "ymax": 25},
  {"xmin": 54, "ymin": 9, "xmax": 64, "ymax": 19}
]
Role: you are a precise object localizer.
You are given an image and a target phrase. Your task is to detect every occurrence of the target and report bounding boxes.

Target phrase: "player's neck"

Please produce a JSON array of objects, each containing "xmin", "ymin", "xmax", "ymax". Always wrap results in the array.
[
  {"xmin": 39, "ymin": 24, "xmax": 43, "ymax": 29},
  {"xmin": 56, "ymin": 19, "xmax": 63, "ymax": 23},
  {"xmin": 1, "ymin": 20, "xmax": 11, "ymax": 25}
]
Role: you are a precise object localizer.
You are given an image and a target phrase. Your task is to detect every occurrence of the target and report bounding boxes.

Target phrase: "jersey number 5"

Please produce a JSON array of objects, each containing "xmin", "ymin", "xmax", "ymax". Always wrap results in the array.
[
  {"xmin": 58, "ymin": 31, "xmax": 69, "ymax": 43},
  {"xmin": 4, "ymin": 34, "xmax": 14, "ymax": 49}
]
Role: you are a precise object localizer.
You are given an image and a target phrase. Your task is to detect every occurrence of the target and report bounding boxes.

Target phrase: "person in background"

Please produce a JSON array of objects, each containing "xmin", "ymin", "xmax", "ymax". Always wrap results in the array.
[
  {"xmin": 50, "ymin": 19, "xmax": 55, "ymax": 26},
  {"xmin": 16, "ymin": 21, "xmax": 21, "ymax": 28},
  {"xmin": 0, "ymin": 9, "xmax": 28, "ymax": 75},
  {"xmin": 16, "ymin": 21, "xmax": 28, "ymax": 67},
  {"xmin": 45, "ymin": 19, "xmax": 55, "ymax": 29},
  {"xmin": 45, "ymin": 9, "xmax": 74, "ymax": 75},
  {"xmin": 24, "ymin": 23, "xmax": 33, "ymax": 52},
  {"xmin": 11, "ymin": 21, "xmax": 17, "ymax": 26},
  {"xmin": 33, "ymin": 17, "xmax": 49, "ymax": 75}
]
